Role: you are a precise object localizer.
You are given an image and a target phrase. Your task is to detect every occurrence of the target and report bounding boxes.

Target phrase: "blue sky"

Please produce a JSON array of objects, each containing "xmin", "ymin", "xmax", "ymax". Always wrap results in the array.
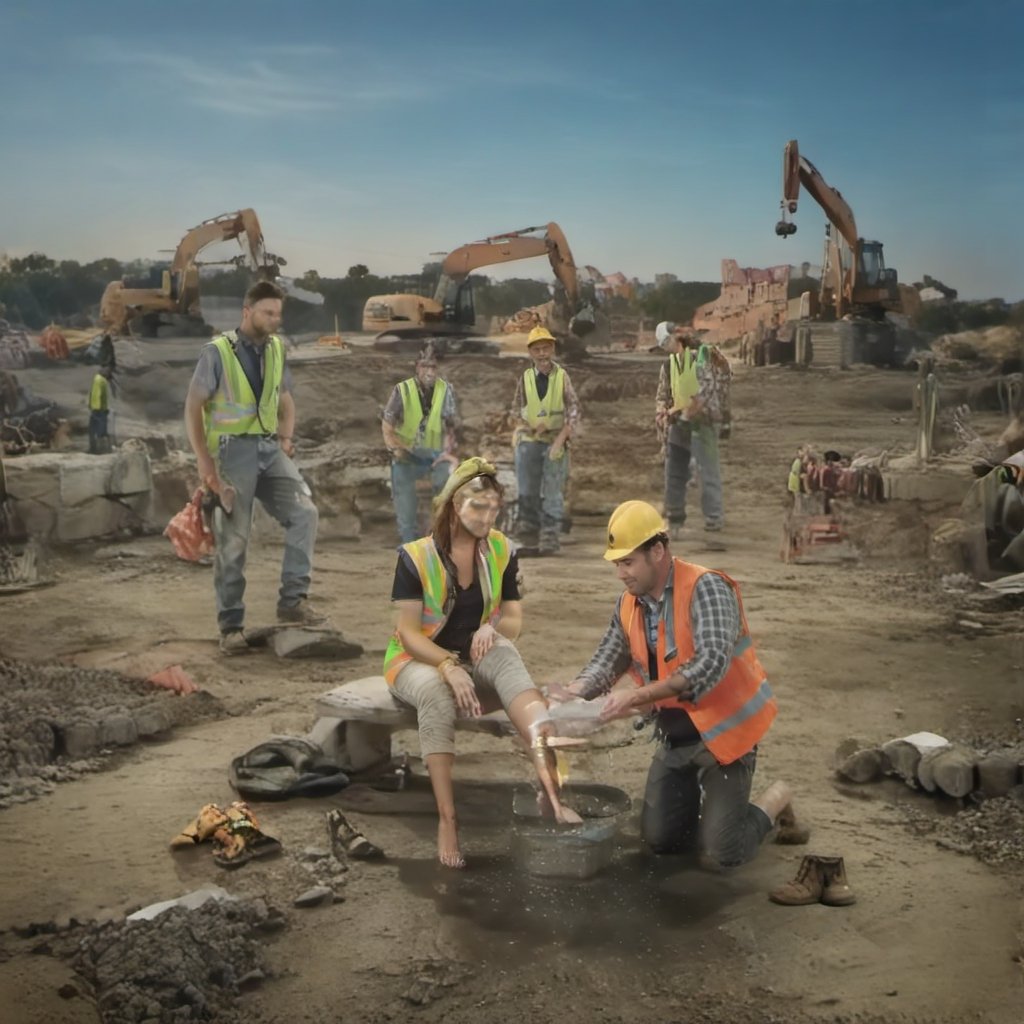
[{"xmin": 1, "ymin": 0, "xmax": 1021, "ymax": 299}]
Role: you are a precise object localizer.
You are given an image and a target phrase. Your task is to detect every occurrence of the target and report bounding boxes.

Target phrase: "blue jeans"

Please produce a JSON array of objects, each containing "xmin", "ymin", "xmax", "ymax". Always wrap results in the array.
[
  {"xmin": 390, "ymin": 449, "xmax": 452, "ymax": 544},
  {"xmin": 213, "ymin": 435, "xmax": 319, "ymax": 633},
  {"xmin": 514, "ymin": 440, "xmax": 568, "ymax": 552},
  {"xmin": 664, "ymin": 441, "xmax": 692, "ymax": 527},
  {"xmin": 641, "ymin": 741, "xmax": 771, "ymax": 867},
  {"xmin": 88, "ymin": 410, "xmax": 109, "ymax": 454},
  {"xmin": 690, "ymin": 422, "xmax": 724, "ymax": 527}
]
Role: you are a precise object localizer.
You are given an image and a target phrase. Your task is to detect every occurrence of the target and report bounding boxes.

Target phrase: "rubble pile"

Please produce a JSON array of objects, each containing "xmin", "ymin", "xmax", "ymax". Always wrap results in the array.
[
  {"xmin": 0, "ymin": 319, "xmax": 34, "ymax": 370},
  {"xmin": 0, "ymin": 657, "xmax": 218, "ymax": 808},
  {"xmin": 73, "ymin": 898, "xmax": 283, "ymax": 1024}
]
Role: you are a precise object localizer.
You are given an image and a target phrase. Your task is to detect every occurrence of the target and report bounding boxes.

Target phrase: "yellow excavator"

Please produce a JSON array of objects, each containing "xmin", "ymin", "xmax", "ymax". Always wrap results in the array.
[
  {"xmin": 100, "ymin": 209, "xmax": 284, "ymax": 337},
  {"xmin": 362, "ymin": 222, "xmax": 601, "ymax": 354},
  {"xmin": 775, "ymin": 140, "xmax": 920, "ymax": 365}
]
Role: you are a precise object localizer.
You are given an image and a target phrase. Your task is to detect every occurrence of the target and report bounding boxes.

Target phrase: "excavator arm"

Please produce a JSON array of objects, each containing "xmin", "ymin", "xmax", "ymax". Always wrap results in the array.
[{"xmin": 776, "ymin": 140, "xmax": 859, "ymax": 252}]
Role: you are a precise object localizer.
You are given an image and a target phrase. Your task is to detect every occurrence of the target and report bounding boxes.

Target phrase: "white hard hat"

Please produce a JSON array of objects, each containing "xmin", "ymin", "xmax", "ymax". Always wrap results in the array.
[{"xmin": 655, "ymin": 321, "xmax": 677, "ymax": 347}]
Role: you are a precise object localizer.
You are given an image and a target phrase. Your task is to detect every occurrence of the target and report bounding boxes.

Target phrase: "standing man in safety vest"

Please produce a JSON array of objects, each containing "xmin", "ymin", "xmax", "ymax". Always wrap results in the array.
[
  {"xmin": 87, "ymin": 363, "xmax": 114, "ymax": 454},
  {"xmin": 655, "ymin": 322, "xmax": 730, "ymax": 534},
  {"xmin": 184, "ymin": 281, "xmax": 323, "ymax": 656},
  {"xmin": 509, "ymin": 326, "xmax": 582, "ymax": 557},
  {"xmin": 381, "ymin": 349, "xmax": 460, "ymax": 544},
  {"xmin": 550, "ymin": 500, "xmax": 807, "ymax": 867}
]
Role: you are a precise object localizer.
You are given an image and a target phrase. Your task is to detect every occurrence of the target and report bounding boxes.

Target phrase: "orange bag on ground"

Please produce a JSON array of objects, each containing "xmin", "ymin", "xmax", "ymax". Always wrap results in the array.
[{"xmin": 164, "ymin": 488, "xmax": 214, "ymax": 562}]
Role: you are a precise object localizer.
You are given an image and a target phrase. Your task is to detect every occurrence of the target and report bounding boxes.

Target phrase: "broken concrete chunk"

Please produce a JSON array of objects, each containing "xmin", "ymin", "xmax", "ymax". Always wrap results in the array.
[
  {"xmin": 98, "ymin": 713, "xmax": 139, "ymax": 748},
  {"xmin": 976, "ymin": 753, "xmax": 1019, "ymax": 798},
  {"xmin": 837, "ymin": 747, "xmax": 887, "ymax": 784},
  {"xmin": 271, "ymin": 628, "xmax": 364, "ymax": 661},
  {"xmin": 881, "ymin": 732, "xmax": 948, "ymax": 788},
  {"xmin": 925, "ymin": 743, "xmax": 977, "ymax": 798},
  {"xmin": 293, "ymin": 886, "xmax": 335, "ymax": 908},
  {"xmin": 59, "ymin": 721, "xmax": 100, "ymax": 759}
]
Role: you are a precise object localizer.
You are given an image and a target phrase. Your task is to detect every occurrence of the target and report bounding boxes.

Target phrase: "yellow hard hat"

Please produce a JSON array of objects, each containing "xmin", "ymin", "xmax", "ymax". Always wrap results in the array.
[
  {"xmin": 433, "ymin": 456, "xmax": 498, "ymax": 512},
  {"xmin": 527, "ymin": 326, "xmax": 556, "ymax": 347},
  {"xmin": 604, "ymin": 500, "xmax": 667, "ymax": 561}
]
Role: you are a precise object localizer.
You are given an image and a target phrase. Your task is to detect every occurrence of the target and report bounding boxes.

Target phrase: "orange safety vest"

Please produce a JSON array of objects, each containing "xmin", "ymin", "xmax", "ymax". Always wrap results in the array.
[{"xmin": 618, "ymin": 558, "xmax": 776, "ymax": 765}]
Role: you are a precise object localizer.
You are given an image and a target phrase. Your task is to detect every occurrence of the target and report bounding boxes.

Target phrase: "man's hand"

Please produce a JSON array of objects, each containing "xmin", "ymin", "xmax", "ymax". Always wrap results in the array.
[
  {"xmin": 197, "ymin": 452, "xmax": 224, "ymax": 496},
  {"xmin": 280, "ymin": 437, "xmax": 296, "ymax": 457},
  {"xmin": 548, "ymin": 438, "xmax": 566, "ymax": 461},
  {"xmin": 599, "ymin": 688, "xmax": 639, "ymax": 722},
  {"xmin": 469, "ymin": 623, "xmax": 499, "ymax": 664},
  {"xmin": 547, "ymin": 679, "xmax": 586, "ymax": 704},
  {"xmin": 444, "ymin": 665, "xmax": 482, "ymax": 717},
  {"xmin": 664, "ymin": 670, "xmax": 695, "ymax": 702}
]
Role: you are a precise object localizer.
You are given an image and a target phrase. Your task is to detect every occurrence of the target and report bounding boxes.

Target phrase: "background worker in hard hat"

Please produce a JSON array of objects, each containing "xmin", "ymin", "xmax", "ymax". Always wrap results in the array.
[
  {"xmin": 550, "ymin": 500, "xmax": 808, "ymax": 868},
  {"xmin": 184, "ymin": 280, "xmax": 324, "ymax": 656},
  {"xmin": 654, "ymin": 322, "xmax": 693, "ymax": 538},
  {"xmin": 87, "ymin": 363, "xmax": 114, "ymax": 454},
  {"xmin": 509, "ymin": 326, "xmax": 582, "ymax": 557},
  {"xmin": 381, "ymin": 348, "xmax": 460, "ymax": 544},
  {"xmin": 384, "ymin": 456, "xmax": 581, "ymax": 869},
  {"xmin": 655, "ymin": 323, "xmax": 731, "ymax": 532}
]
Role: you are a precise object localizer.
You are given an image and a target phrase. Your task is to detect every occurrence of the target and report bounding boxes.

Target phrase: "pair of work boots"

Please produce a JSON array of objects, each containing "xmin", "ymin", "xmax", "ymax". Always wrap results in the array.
[{"xmin": 769, "ymin": 854, "xmax": 856, "ymax": 907}]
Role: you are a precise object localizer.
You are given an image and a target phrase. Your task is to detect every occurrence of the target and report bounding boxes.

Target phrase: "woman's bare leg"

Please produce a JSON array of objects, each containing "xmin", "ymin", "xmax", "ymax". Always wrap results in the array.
[
  {"xmin": 506, "ymin": 690, "xmax": 582, "ymax": 824},
  {"xmin": 424, "ymin": 752, "xmax": 465, "ymax": 868}
]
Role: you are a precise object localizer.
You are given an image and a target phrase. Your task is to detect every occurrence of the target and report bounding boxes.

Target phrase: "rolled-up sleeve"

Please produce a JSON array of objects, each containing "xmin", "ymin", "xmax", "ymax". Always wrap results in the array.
[
  {"xmin": 576, "ymin": 607, "xmax": 633, "ymax": 699},
  {"xmin": 679, "ymin": 574, "xmax": 740, "ymax": 702}
]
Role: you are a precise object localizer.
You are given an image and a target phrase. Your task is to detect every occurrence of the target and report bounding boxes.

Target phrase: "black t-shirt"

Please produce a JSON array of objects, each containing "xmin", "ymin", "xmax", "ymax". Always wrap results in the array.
[{"xmin": 391, "ymin": 549, "xmax": 521, "ymax": 661}]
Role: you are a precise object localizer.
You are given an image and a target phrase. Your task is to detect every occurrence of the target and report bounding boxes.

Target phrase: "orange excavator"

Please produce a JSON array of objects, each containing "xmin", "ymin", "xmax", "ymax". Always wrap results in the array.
[
  {"xmin": 100, "ymin": 209, "xmax": 283, "ymax": 337},
  {"xmin": 362, "ymin": 222, "xmax": 600, "ymax": 352},
  {"xmin": 774, "ymin": 140, "xmax": 919, "ymax": 365}
]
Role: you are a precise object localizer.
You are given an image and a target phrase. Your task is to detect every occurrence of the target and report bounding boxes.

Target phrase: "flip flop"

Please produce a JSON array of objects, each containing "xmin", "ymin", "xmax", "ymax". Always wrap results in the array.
[
  {"xmin": 211, "ymin": 803, "xmax": 283, "ymax": 869},
  {"xmin": 169, "ymin": 803, "xmax": 229, "ymax": 849}
]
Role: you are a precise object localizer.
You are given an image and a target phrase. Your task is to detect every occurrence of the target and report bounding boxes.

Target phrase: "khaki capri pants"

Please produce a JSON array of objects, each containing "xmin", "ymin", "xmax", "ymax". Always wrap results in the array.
[{"xmin": 392, "ymin": 636, "xmax": 537, "ymax": 756}]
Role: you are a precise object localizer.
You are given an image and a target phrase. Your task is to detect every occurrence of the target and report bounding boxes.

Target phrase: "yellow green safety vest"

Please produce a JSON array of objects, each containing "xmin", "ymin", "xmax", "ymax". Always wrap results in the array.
[
  {"xmin": 88, "ymin": 374, "xmax": 109, "ymax": 412},
  {"xmin": 394, "ymin": 377, "xmax": 448, "ymax": 451},
  {"xmin": 521, "ymin": 366, "xmax": 565, "ymax": 435},
  {"xmin": 383, "ymin": 530, "xmax": 511, "ymax": 684},
  {"xmin": 669, "ymin": 348, "xmax": 702, "ymax": 410},
  {"xmin": 203, "ymin": 333, "xmax": 284, "ymax": 455},
  {"xmin": 788, "ymin": 457, "xmax": 802, "ymax": 494}
]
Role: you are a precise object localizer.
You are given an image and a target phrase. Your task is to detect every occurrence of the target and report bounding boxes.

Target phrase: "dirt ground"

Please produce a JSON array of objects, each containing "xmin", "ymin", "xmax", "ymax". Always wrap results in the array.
[{"xmin": 1, "ymin": 337, "xmax": 1022, "ymax": 1024}]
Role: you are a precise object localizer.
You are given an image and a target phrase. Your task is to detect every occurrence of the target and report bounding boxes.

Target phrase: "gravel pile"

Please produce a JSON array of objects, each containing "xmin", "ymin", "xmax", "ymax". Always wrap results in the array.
[
  {"xmin": 0, "ymin": 657, "xmax": 219, "ymax": 808},
  {"xmin": 72, "ymin": 898, "xmax": 284, "ymax": 1024}
]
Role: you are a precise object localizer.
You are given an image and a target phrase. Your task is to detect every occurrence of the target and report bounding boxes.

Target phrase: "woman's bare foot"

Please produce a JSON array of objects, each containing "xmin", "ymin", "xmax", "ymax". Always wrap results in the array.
[
  {"xmin": 554, "ymin": 804, "xmax": 583, "ymax": 825},
  {"xmin": 437, "ymin": 817, "xmax": 465, "ymax": 869}
]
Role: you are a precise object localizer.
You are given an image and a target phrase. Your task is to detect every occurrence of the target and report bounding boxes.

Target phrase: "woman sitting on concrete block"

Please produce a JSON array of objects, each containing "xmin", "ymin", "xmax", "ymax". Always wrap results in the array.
[{"xmin": 383, "ymin": 456, "xmax": 580, "ymax": 868}]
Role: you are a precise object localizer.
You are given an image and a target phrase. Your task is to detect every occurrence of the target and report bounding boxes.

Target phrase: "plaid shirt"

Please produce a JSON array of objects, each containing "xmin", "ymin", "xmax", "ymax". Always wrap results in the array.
[
  {"xmin": 576, "ymin": 569, "xmax": 740, "ymax": 702},
  {"xmin": 654, "ymin": 346, "xmax": 731, "ymax": 426},
  {"xmin": 510, "ymin": 362, "xmax": 582, "ymax": 435}
]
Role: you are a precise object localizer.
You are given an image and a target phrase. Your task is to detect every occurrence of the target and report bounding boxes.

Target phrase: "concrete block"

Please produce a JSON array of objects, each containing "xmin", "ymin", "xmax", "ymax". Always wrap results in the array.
[
  {"xmin": 108, "ymin": 451, "xmax": 152, "ymax": 496},
  {"xmin": 59, "ymin": 456, "xmax": 114, "ymax": 505},
  {"xmin": 882, "ymin": 470, "xmax": 974, "ymax": 505},
  {"xmin": 98, "ymin": 713, "xmax": 139, "ymax": 747},
  {"xmin": 132, "ymin": 704, "xmax": 173, "ymax": 738},
  {"xmin": 59, "ymin": 721, "xmax": 100, "ymax": 759},
  {"xmin": 57, "ymin": 497, "xmax": 133, "ymax": 543},
  {"xmin": 976, "ymin": 754, "xmax": 1020, "ymax": 798}
]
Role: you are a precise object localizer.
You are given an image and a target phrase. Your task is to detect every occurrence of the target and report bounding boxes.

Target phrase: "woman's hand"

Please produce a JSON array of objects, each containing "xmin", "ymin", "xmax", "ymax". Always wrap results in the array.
[
  {"xmin": 444, "ymin": 665, "xmax": 482, "ymax": 717},
  {"xmin": 470, "ymin": 624, "xmax": 499, "ymax": 664}
]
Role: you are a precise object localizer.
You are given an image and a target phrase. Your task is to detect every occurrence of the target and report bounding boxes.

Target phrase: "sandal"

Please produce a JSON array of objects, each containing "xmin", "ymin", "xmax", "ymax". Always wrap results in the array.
[
  {"xmin": 169, "ymin": 803, "xmax": 229, "ymax": 849},
  {"xmin": 211, "ymin": 803, "xmax": 283, "ymax": 869},
  {"xmin": 326, "ymin": 809, "xmax": 384, "ymax": 861}
]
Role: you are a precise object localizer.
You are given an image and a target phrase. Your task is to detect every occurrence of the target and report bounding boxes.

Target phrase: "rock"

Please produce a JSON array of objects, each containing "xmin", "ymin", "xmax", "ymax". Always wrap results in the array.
[
  {"xmin": 271, "ymin": 628, "xmax": 364, "ymax": 661},
  {"xmin": 927, "ymin": 743, "xmax": 977, "ymax": 798},
  {"xmin": 132, "ymin": 705, "xmax": 173, "ymax": 738},
  {"xmin": 977, "ymin": 754, "xmax": 1020, "ymax": 798},
  {"xmin": 59, "ymin": 721, "xmax": 100, "ymax": 759},
  {"xmin": 837, "ymin": 747, "xmax": 886, "ymax": 784},
  {"xmin": 301, "ymin": 846, "xmax": 330, "ymax": 862},
  {"xmin": 98, "ymin": 713, "xmax": 138, "ymax": 748},
  {"xmin": 882, "ymin": 732, "xmax": 948, "ymax": 788},
  {"xmin": 293, "ymin": 886, "xmax": 335, "ymax": 908}
]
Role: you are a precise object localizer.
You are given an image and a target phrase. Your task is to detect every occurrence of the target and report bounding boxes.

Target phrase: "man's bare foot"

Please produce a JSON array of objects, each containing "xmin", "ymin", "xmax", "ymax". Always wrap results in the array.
[{"xmin": 437, "ymin": 818, "xmax": 465, "ymax": 869}]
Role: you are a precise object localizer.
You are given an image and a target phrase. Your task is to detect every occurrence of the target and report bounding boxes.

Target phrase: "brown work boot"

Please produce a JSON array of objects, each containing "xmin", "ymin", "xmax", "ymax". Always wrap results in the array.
[
  {"xmin": 277, "ymin": 598, "xmax": 330, "ymax": 628},
  {"xmin": 768, "ymin": 855, "xmax": 826, "ymax": 905},
  {"xmin": 819, "ymin": 855, "xmax": 857, "ymax": 906}
]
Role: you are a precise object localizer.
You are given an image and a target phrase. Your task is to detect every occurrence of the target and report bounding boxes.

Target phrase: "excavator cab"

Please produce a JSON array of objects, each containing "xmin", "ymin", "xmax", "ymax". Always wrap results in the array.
[
  {"xmin": 438, "ymin": 279, "xmax": 477, "ymax": 328},
  {"xmin": 856, "ymin": 241, "xmax": 899, "ymax": 302}
]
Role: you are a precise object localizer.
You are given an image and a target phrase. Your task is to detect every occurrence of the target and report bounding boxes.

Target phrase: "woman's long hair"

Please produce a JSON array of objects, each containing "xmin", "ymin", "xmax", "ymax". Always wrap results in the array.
[{"xmin": 432, "ymin": 473, "xmax": 504, "ymax": 556}]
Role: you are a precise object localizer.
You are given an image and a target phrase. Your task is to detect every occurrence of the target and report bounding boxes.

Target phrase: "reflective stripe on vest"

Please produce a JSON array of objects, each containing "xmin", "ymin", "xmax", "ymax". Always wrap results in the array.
[
  {"xmin": 89, "ymin": 374, "xmax": 109, "ymax": 411},
  {"xmin": 203, "ymin": 334, "xmax": 283, "ymax": 454},
  {"xmin": 668, "ymin": 349, "xmax": 700, "ymax": 410},
  {"xmin": 521, "ymin": 366, "xmax": 565, "ymax": 434},
  {"xmin": 383, "ymin": 530, "xmax": 511, "ymax": 684},
  {"xmin": 618, "ymin": 558, "xmax": 777, "ymax": 765},
  {"xmin": 394, "ymin": 377, "xmax": 447, "ymax": 451}
]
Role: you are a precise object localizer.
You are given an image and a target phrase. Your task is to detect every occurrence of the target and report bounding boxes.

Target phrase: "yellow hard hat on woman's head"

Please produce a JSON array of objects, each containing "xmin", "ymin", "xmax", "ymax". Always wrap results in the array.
[{"xmin": 604, "ymin": 500, "xmax": 667, "ymax": 561}]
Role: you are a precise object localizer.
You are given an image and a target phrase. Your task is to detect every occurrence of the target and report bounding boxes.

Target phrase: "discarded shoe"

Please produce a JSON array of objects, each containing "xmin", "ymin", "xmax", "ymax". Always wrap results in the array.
[
  {"xmin": 170, "ymin": 803, "xmax": 229, "ymax": 849},
  {"xmin": 819, "ymin": 855, "xmax": 857, "ymax": 906},
  {"xmin": 326, "ymin": 809, "xmax": 384, "ymax": 860},
  {"xmin": 277, "ymin": 599, "xmax": 330, "ymax": 628},
  {"xmin": 774, "ymin": 802, "xmax": 811, "ymax": 845},
  {"xmin": 211, "ymin": 802, "xmax": 283, "ymax": 870},
  {"xmin": 219, "ymin": 630, "xmax": 250, "ymax": 656},
  {"xmin": 769, "ymin": 854, "xmax": 826, "ymax": 906}
]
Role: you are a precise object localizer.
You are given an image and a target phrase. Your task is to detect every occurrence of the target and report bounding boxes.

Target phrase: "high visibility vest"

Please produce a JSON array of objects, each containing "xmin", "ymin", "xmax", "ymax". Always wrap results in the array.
[
  {"xmin": 393, "ymin": 378, "xmax": 448, "ymax": 451},
  {"xmin": 521, "ymin": 366, "xmax": 565, "ymax": 435},
  {"xmin": 88, "ymin": 374, "xmax": 109, "ymax": 412},
  {"xmin": 668, "ymin": 348, "xmax": 702, "ymax": 410},
  {"xmin": 202, "ymin": 333, "xmax": 284, "ymax": 455},
  {"xmin": 618, "ymin": 558, "xmax": 777, "ymax": 765},
  {"xmin": 383, "ymin": 530, "xmax": 511, "ymax": 684}
]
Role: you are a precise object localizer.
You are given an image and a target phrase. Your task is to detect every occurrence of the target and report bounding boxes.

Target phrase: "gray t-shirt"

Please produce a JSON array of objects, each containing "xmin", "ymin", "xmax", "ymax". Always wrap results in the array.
[{"xmin": 189, "ymin": 331, "xmax": 293, "ymax": 401}]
